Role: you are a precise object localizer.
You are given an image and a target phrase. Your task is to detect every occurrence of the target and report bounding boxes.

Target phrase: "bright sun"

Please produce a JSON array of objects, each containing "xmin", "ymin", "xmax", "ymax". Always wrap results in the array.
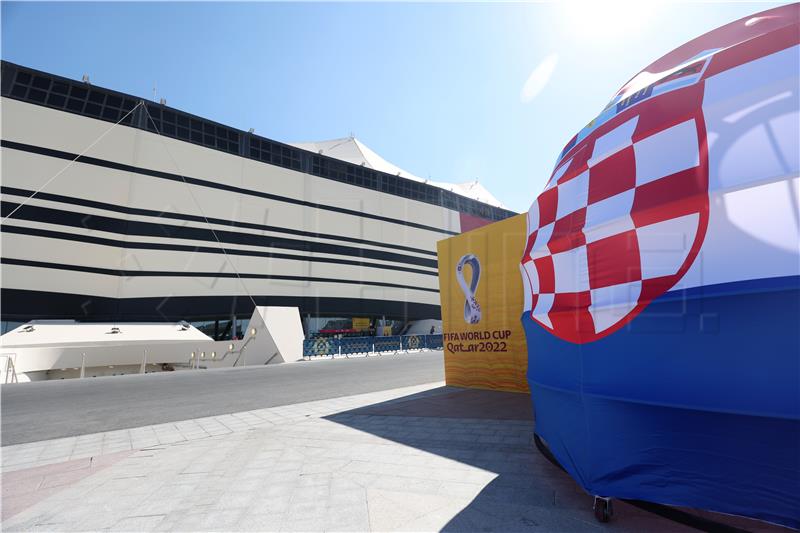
[{"xmin": 560, "ymin": 0, "xmax": 662, "ymax": 43}]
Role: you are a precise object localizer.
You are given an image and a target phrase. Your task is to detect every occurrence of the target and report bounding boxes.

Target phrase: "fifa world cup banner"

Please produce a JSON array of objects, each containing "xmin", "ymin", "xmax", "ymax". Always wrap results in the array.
[{"xmin": 437, "ymin": 214, "xmax": 529, "ymax": 392}]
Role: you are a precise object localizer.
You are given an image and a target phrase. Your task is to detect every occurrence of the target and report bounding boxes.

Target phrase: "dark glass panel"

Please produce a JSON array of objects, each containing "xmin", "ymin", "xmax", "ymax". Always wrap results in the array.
[
  {"xmin": 31, "ymin": 75, "xmax": 50, "ymax": 89},
  {"xmin": 102, "ymin": 107, "xmax": 120, "ymax": 120},
  {"xmin": 66, "ymin": 98, "xmax": 84, "ymax": 111},
  {"xmin": 47, "ymin": 93, "xmax": 66, "ymax": 107},
  {"xmin": 105, "ymin": 95, "xmax": 122, "ymax": 108},
  {"xmin": 27, "ymin": 88, "xmax": 46, "ymax": 102},
  {"xmin": 15, "ymin": 71, "xmax": 31, "ymax": 85},
  {"xmin": 51, "ymin": 82, "xmax": 69, "ymax": 94},
  {"xmin": 70, "ymin": 86, "xmax": 88, "ymax": 99},
  {"xmin": 84, "ymin": 102, "xmax": 101, "ymax": 115},
  {"xmin": 10, "ymin": 84, "xmax": 27, "ymax": 98}
]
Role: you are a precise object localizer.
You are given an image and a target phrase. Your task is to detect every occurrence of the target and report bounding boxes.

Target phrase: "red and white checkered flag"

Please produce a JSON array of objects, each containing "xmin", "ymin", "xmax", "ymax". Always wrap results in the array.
[{"xmin": 521, "ymin": 82, "xmax": 710, "ymax": 344}]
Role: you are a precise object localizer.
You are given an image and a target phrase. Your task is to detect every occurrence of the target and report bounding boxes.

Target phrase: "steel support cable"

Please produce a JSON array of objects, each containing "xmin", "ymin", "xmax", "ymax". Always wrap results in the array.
[
  {"xmin": 141, "ymin": 105, "xmax": 258, "ymax": 310},
  {"xmin": 2, "ymin": 101, "xmax": 145, "ymax": 222}
]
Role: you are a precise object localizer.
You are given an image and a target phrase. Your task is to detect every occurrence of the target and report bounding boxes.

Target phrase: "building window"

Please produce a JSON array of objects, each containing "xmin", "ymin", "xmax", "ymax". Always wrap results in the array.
[
  {"xmin": 14, "ymin": 71, "xmax": 31, "ymax": 85},
  {"xmin": 51, "ymin": 82, "xmax": 69, "ymax": 95},
  {"xmin": 31, "ymin": 75, "xmax": 50, "ymax": 90},
  {"xmin": 70, "ymin": 85, "xmax": 88, "ymax": 99}
]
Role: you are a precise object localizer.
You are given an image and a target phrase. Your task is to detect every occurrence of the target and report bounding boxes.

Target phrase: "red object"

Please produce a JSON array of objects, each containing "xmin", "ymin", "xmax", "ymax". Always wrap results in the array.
[
  {"xmin": 521, "ymin": 80, "xmax": 709, "ymax": 344},
  {"xmin": 318, "ymin": 328, "xmax": 358, "ymax": 335},
  {"xmin": 458, "ymin": 212, "xmax": 493, "ymax": 233}
]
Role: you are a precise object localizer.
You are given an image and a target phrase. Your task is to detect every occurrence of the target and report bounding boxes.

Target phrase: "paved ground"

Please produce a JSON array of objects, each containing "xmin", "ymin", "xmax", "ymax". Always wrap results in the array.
[
  {"xmin": 3, "ymin": 383, "xmax": 788, "ymax": 532},
  {"xmin": 1, "ymin": 351, "xmax": 444, "ymax": 446}
]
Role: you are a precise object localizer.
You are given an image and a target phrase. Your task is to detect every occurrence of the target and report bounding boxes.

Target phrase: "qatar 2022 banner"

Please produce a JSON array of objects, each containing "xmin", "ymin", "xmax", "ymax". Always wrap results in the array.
[{"xmin": 436, "ymin": 214, "xmax": 529, "ymax": 392}]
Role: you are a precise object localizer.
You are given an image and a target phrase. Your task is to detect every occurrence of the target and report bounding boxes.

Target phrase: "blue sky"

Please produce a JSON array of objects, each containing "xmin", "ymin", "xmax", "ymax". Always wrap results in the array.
[{"xmin": 1, "ymin": 1, "xmax": 787, "ymax": 213}]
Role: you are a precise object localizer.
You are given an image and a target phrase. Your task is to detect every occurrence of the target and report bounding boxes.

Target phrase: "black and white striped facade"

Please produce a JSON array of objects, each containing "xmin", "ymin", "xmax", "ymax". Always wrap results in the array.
[{"xmin": 0, "ymin": 61, "xmax": 515, "ymax": 325}]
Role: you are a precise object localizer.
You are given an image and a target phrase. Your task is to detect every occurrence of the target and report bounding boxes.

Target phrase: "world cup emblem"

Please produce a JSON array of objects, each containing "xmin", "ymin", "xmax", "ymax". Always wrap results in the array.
[
  {"xmin": 456, "ymin": 254, "xmax": 482, "ymax": 324},
  {"xmin": 312, "ymin": 338, "xmax": 332, "ymax": 356}
]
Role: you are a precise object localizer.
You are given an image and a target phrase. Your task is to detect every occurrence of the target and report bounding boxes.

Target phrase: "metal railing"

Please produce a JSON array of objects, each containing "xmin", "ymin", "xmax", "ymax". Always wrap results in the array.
[{"xmin": 302, "ymin": 334, "xmax": 443, "ymax": 359}]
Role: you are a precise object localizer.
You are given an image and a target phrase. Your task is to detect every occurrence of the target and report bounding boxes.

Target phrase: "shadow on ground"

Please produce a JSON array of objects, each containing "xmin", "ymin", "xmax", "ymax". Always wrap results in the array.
[{"xmin": 325, "ymin": 386, "xmax": 789, "ymax": 532}]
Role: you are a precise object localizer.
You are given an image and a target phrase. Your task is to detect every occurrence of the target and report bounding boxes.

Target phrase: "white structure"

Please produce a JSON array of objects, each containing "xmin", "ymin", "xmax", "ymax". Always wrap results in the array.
[
  {"xmin": 0, "ymin": 306, "xmax": 303, "ymax": 382},
  {"xmin": 0, "ymin": 61, "xmax": 514, "ymax": 332},
  {"xmin": 292, "ymin": 137, "xmax": 508, "ymax": 209}
]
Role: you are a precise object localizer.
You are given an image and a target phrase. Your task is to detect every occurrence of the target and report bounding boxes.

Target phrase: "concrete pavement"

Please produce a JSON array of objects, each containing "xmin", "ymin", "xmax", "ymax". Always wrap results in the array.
[
  {"xmin": 2, "ymin": 351, "xmax": 444, "ymax": 446},
  {"xmin": 2, "ymin": 381, "xmax": 789, "ymax": 532}
]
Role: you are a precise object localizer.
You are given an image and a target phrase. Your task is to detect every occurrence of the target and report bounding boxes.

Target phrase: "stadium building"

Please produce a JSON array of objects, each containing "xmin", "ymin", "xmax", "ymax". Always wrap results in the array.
[{"xmin": 0, "ymin": 61, "xmax": 515, "ymax": 340}]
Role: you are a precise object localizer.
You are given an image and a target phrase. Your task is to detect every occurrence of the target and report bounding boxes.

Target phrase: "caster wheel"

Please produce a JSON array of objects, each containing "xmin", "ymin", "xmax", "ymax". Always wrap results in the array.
[{"xmin": 593, "ymin": 496, "xmax": 613, "ymax": 523}]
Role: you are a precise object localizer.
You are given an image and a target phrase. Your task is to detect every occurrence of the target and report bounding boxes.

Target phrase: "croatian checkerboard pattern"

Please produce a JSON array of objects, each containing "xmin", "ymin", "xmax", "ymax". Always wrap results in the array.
[{"xmin": 521, "ymin": 84, "xmax": 710, "ymax": 343}]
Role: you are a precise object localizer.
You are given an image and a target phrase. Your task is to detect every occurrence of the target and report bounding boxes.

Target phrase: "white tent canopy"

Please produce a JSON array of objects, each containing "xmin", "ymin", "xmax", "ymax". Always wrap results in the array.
[{"xmin": 290, "ymin": 136, "xmax": 507, "ymax": 209}]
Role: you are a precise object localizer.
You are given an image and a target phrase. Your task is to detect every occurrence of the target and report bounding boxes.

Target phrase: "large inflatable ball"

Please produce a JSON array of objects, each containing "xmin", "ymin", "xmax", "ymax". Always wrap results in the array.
[{"xmin": 520, "ymin": 4, "xmax": 799, "ymax": 527}]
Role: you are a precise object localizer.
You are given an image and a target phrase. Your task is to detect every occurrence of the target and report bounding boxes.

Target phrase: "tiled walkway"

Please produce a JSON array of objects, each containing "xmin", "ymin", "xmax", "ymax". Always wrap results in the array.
[
  {"xmin": 2, "ymin": 383, "xmax": 446, "ymax": 473},
  {"xmin": 1, "ymin": 383, "xmax": 790, "ymax": 532}
]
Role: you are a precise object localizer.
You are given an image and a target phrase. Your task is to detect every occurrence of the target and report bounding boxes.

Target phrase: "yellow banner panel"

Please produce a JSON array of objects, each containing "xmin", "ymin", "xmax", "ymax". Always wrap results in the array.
[
  {"xmin": 352, "ymin": 318, "xmax": 370, "ymax": 331},
  {"xmin": 437, "ymin": 214, "xmax": 529, "ymax": 392}
]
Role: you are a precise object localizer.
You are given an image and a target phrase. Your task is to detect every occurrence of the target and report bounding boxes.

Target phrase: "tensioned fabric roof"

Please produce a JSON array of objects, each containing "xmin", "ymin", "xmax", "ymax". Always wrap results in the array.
[{"xmin": 290, "ymin": 136, "xmax": 507, "ymax": 209}]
